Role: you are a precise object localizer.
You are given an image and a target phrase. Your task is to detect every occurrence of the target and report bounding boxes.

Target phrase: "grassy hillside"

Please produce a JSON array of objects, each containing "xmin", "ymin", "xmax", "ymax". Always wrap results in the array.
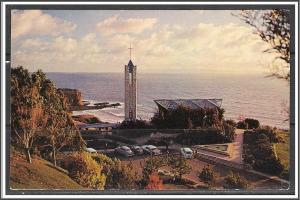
[
  {"xmin": 274, "ymin": 130, "xmax": 290, "ymax": 169},
  {"xmin": 10, "ymin": 151, "xmax": 84, "ymax": 189}
]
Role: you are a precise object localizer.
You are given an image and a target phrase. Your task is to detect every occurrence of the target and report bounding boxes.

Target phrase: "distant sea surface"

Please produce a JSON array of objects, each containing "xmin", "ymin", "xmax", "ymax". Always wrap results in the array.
[{"xmin": 47, "ymin": 72, "xmax": 290, "ymax": 129}]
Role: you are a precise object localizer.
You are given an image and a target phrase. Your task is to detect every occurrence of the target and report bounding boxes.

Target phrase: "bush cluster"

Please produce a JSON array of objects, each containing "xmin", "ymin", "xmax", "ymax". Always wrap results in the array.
[
  {"xmin": 151, "ymin": 105, "xmax": 224, "ymax": 129},
  {"xmin": 67, "ymin": 152, "xmax": 106, "ymax": 189},
  {"xmin": 243, "ymin": 129, "xmax": 284, "ymax": 175},
  {"xmin": 236, "ymin": 118, "xmax": 260, "ymax": 129},
  {"xmin": 198, "ymin": 165, "xmax": 215, "ymax": 186},
  {"xmin": 92, "ymin": 153, "xmax": 138, "ymax": 189},
  {"xmin": 119, "ymin": 119, "xmax": 153, "ymax": 129},
  {"xmin": 175, "ymin": 128, "xmax": 233, "ymax": 145},
  {"xmin": 224, "ymin": 172, "xmax": 249, "ymax": 189}
]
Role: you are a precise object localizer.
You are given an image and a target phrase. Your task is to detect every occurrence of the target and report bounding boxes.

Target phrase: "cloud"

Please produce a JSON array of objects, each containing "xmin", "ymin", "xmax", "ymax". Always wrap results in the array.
[
  {"xmin": 11, "ymin": 18, "xmax": 277, "ymax": 74},
  {"xmin": 11, "ymin": 10, "xmax": 77, "ymax": 39},
  {"xmin": 96, "ymin": 15, "xmax": 157, "ymax": 35}
]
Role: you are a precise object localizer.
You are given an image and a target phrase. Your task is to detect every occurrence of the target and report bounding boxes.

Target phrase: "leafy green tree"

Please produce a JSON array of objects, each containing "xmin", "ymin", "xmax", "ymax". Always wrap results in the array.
[{"xmin": 168, "ymin": 155, "xmax": 191, "ymax": 181}]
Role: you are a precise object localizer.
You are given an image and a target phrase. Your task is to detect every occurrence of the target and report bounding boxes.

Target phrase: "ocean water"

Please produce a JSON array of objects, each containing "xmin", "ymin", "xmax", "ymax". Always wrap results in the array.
[{"xmin": 47, "ymin": 72, "xmax": 290, "ymax": 129}]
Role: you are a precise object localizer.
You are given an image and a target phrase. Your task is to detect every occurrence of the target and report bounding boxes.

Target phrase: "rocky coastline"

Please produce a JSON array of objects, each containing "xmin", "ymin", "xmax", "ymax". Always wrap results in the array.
[{"xmin": 58, "ymin": 88, "xmax": 121, "ymax": 111}]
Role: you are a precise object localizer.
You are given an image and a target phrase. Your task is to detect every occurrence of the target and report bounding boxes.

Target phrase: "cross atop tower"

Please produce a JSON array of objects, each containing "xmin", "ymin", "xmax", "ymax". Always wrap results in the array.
[{"xmin": 128, "ymin": 44, "xmax": 133, "ymax": 60}]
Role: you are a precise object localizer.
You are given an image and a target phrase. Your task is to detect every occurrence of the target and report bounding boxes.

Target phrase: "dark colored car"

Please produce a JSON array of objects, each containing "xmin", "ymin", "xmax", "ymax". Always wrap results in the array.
[{"xmin": 130, "ymin": 145, "xmax": 143, "ymax": 155}]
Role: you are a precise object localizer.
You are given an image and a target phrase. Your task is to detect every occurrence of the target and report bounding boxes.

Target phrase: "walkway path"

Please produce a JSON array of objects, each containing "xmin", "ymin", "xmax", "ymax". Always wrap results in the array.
[
  {"xmin": 230, "ymin": 128, "xmax": 244, "ymax": 163},
  {"xmin": 194, "ymin": 128, "xmax": 244, "ymax": 164}
]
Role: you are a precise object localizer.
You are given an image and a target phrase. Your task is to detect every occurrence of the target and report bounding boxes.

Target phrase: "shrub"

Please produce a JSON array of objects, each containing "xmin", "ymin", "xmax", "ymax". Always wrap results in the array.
[
  {"xmin": 168, "ymin": 155, "xmax": 191, "ymax": 181},
  {"xmin": 119, "ymin": 119, "xmax": 153, "ymax": 129},
  {"xmin": 223, "ymin": 121, "xmax": 235, "ymax": 142},
  {"xmin": 257, "ymin": 126, "xmax": 279, "ymax": 143},
  {"xmin": 67, "ymin": 152, "xmax": 106, "ymax": 189},
  {"xmin": 244, "ymin": 118, "xmax": 260, "ymax": 129},
  {"xmin": 175, "ymin": 128, "xmax": 232, "ymax": 145},
  {"xmin": 224, "ymin": 172, "xmax": 249, "ymax": 189},
  {"xmin": 225, "ymin": 119, "xmax": 237, "ymax": 127},
  {"xmin": 280, "ymin": 169, "xmax": 290, "ymax": 180},
  {"xmin": 253, "ymin": 156, "xmax": 284, "ymax": 175},
  {"xmin": 243, "ymin": 130, "xmax": 284, "ymax": 176},
  {"xmin": 198, "ymin": 165, "xmax": 215, "ymax": 186},
  {"xmin": 92, "ymin": 153, "xmax": 138, "ymax": 189},
  {"xmin": 236, "ymin": 121, "xmax": 247, "ymax": 129},
  {"xmin": 142, "ymin": 157, "xmax": 165, "ymax": 184},
  {"xmin": 151, "ymin": 106, "xmax": 223, "ymax": 129},
  {"xmin": 145, "ymin": 172, "xmax": 163, "ymax": 190}
]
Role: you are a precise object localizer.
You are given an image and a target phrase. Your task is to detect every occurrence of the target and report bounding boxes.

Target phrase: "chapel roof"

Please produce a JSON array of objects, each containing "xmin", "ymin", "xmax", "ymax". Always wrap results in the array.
[{"xmin": 154, "ymin": 99, "xmax": 222, "ymax": 111}]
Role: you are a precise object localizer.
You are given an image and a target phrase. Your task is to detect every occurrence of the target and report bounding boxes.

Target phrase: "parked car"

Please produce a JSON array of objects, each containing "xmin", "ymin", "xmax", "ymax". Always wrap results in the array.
[
  {"xmin": 142, "ymin": 145, "xmax": 162, "ymax": 156},
  {"xmin": 115, "ymin": 146, "xmax": 134, "ymax": 157},
  {"xmin": 180, "ymin": 147, "xmax": 193, "ymax": 159},
  {"xmin": 130, "ymin": 145, "xmax": 143, "ymax": 155},
  {"xmin": 84, "ymin": 147, "xmax": 97, "ymax": 153}
]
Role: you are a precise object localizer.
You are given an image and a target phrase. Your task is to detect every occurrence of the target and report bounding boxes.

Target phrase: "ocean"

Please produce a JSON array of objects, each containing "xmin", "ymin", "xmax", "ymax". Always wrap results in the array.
[{"xmin": 47, "ymin": 72, "xmax": 290, "ymax": 129}]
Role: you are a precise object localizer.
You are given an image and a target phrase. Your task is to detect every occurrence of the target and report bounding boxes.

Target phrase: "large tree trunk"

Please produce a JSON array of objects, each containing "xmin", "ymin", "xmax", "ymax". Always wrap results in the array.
[{"xmin": 25, "ymin": 148, "xmax": 32, "ymax": 163}]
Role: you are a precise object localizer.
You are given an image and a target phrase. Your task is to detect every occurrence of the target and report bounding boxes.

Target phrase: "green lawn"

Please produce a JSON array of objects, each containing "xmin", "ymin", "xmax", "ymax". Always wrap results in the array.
[{"xmin": 274, "ymin": 130, "xmax": 290, "ymax": 170}]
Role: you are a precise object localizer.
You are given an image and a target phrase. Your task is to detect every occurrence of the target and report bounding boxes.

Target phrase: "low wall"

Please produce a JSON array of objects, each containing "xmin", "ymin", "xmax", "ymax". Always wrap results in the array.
[{"xmin": 112, "ymin": 128, "xmax": 219, "ymax": 136}]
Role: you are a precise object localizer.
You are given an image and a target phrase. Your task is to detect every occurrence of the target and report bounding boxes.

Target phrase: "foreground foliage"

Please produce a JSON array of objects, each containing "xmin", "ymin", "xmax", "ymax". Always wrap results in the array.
[
  {"xmin": 92, "ymin": 153, "xmax": 138, "ymax": 189},
  {"xmin": 243, "ymin": 127, "xmax": 284, "ymax": 176},
  {"xmin": 168, "ymin": 155, "xmax": 191, "ymax": 181},
  {"xmin": 224, "ymin": 172, "xmax": 249, "ymax": 189},
  {"xmin": 67, "ymin": 152, "xmax": 106, "ymax": 189},
  {"xmin": 11, "ymin": 66, "xmax": 84, "ymax": 164},
  {"xmin": 198, "ymin": 165, "xmax": 215, "ymax": 186},
  {"xmin": 145, "ymin": 173, "xmax": 163, "ymax": 190}
]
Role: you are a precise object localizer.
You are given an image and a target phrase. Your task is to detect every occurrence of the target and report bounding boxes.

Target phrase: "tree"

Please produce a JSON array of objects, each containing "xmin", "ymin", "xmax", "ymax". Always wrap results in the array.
[
  {"xmin": 11, "ymin": 66, "xmax": 85, "ymax": 164},
  {"xmin": 106, "ymin": 160, "xmax": 138, "ymax": 189},
  {"xmin": 244, "ymin": 118, "xmax": 260, "ymax": 129},
  {"xmin": 36, "ymin": 72, "xmax": 83, "ymax": 166},
  {"xmin": 68, "ymin": 152, "xmax": 106, "ymax": 189},
  {"xmin": 237, "ymin": 10, "xmax": 290, "ymax": 80},
  {"xmin": 93, "ymin": 154, "xmax": 138, "ymax": 189},
  {"xmin": 142, "ymin": 157, "xmax": 165, "ymax": 184},
  {"xmin": 198, "ymin": 165, "xmax": 215, "ymax": 186},
  {"xmin": 11, "ymin": 67, "xmax": 45, "ymax": 163},
  {"xmin": 168, "ymin": 155, "xmax": 191, "ymax": 181},
  {"xmin": 145, "ymin": 172, "xmax": 163, "ymax": 190}
]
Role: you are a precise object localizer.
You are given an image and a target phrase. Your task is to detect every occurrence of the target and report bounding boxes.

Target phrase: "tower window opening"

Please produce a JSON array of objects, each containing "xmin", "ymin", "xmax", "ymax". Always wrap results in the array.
[{"xmin": 129, "ymin": 72, "xmax": 132, "ymax": 84}]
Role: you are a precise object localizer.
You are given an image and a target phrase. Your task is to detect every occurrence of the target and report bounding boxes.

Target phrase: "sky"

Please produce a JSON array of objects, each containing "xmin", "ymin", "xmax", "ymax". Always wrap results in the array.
[{"xmin": 11, "ymin": 10, "xmax": 277, "ymax": 74}]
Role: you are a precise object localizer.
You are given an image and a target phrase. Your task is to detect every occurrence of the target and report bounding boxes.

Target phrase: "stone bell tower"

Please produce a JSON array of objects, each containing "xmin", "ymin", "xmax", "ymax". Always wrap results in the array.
[{"xmin": 124, "ymin": 44, "xmax": 137, "ymax": 121}]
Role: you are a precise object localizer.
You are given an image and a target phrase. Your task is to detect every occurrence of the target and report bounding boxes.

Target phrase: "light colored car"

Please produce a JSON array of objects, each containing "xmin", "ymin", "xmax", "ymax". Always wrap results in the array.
[
  {"xmin": 180, "ymin": 147, "xmax": 193, "ymax": 159},
  {"xmin": 84, "ymin": 147, "xmax": 97, "ymax": 153},
  {"xmin": 115, "ymin": 146, "xmax": 134, "ymax": 157},
  {"xmin": 130, "ymin": 145, "xmax": 143, "ymax": 155},
  {"xmin": 142, "ymin": 145, "xmax": 162, "ymax": 156}
]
